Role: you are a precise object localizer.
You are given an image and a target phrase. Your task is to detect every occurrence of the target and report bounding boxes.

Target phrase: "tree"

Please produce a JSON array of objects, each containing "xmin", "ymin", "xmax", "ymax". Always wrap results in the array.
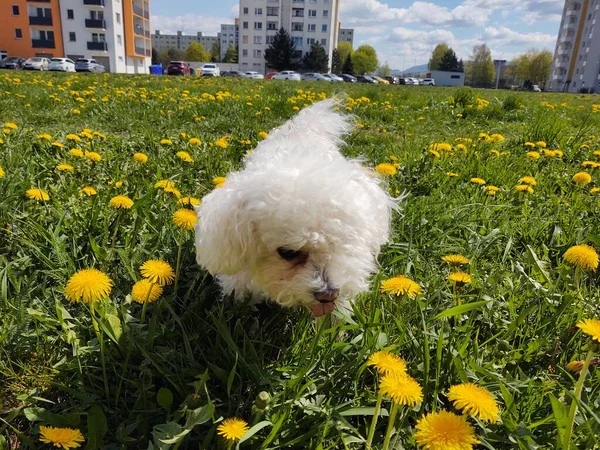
[
  {"xmin": 302, "ymin": 42, "xmax": 329, "ymax": 72},
  {"xmin": 377, "ymin": 63, "xmax": 391, "ymax": 77},
  {"xmin": 337, "ymin": 42, "xmax": 353, "ymax": 66},
  {"xmin": 185, "ymin": 42, "xmax": 209, "ymax": 62},
  {"xmin": 438, "ymin": 48, "xmax": 460, "ymax": 72},
  {"xmin": 223, "ymin": 45, "xmax": 238, "ymax": 63},
  {"xmin": 210, "ymin": 42, "xmax": 220, "ymax": 62},
  {"xmin": 467, "ymin": 44, "xmax": 495, "ymax": 87},
  {"xmin": 164, "ymin": 48, "xmax": 184, "ymax": 65},
  {"xmin": 151, "ymin": 47, "xmax": 159, "ymax": 65},
  {"xmin": 331, "ymin": 48, "xmax": 342, "ymax": 74},
  {"xmin": 504, "ymin": 49, "xmax": 553, "ymax": 88},
  {"xmin": 342, "ymin": 54, "xmax": 354, "ymax": 75},
  {"xmin": 264, "ymin": 27, "xmax": 296, "ymax": 70},
  {"xmin": 352, "ymin": 44, "xmax": 378, "ymax": 75},
  {"xmin": 428, "ymin": 43, "xmax": 450, "ymax": 70}
]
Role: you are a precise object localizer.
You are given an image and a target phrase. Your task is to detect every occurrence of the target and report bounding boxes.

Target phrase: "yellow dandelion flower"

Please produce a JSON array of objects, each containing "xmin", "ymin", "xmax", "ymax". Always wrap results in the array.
[
  {"xmin": 85, "ymin": 151, "xmax": 102, "ymax": 162},
  {"xmin": 140, "ymin": 259, "xmax": 175, "ymax": 286},
  {"xmin": 155, "ymin": 179, "xmax": 176, "ymax": 189},
  {"xmin": 39, "ymin": 426, "xmax": 85, "ymax": 450},
  {"xmin": 173, "ymin": 208, "xmax": 198, "ymax": 230},
  {"xmin": 52, "ymin": 141, "xmax": 65, "ymax": 148},
  {"xmin": 217, "ymin": 418, "xmax": 249, "ymax": 441},
  {"xmin": 66, "ymin": 133, "xmax": 81, "ymax": 142},
  {"xmin": 176, "ymin": 151, "xmax": 194, "ymax": 163},
  {"xmin": 447, "ymin": 271, "xmax": 472, "ymax": 285},
  {"xmin": 484, "ymin": 185, "xmax": 500, "ymax": 195},
  {"xmin": 69, "ymin": 148, "xmax": 84, "ymax": 158},
  {"xmin": 56, "ymin": 163, "xmax": 74, "ymax": 172},
  {"xmin": 544, "ymin": 149, "xmax": 557, "ymax": 158},
  {"xmin": 430, "ymin": 143, "xmax": 452, "ymax": 152},
  {"xmin": 489, "ymin": 133, "xmax": 504, "ymax": 142},
  {"xmin": 375, "ymin": 163, "xmax": 397, "ymax": 176},
  {"xmin": 577, "ymin": 319, "xmax": 600, "ymax": 343},
  {"xmin": 178, "ymin": 196, "xmax": 201, "ymax": 206},
  {"xmin": 37, "ymin": 133, "xmax": 52, "ymax": 141},
  {"xmin": 133, "ymin": 152, "xmax": 148, "ymax": 163},
  {"xmin": 0, "ymin": 165, "xmax": 4, "ymax": 178},
  {"xmin": 567, "ymin": 360, "xmax": 585, "ymax": 374},
  {"xmin": 429, "ymin": 149, "xmax": 441, "ymax": 158},
  {"xmin": 72, "ymin": 109, "xmax": 80, "ymax": 115},
  {"xmin": 215, "ymin": 137, "xmax": 229, "ymax": 149},
  {"xmin": 160, "ymin": 138, "xmax": 173, "ymax": 145},
  {"xmin": 26, "ymin": 188, "xmax": 50, "ymax": 201},
  {"xmin": 573, "ymin": 172, "xmax": 592, "ymax": 185},
  {"xmin": 64, "ymin": 268, "xmax": 112, "ymax": 304},
  {"xmin": 519, "ymin": 176, "xmax": 536, "ymax": 186},
  {"xmin": 447, "ymin": 383, "xmax": 501, "ymax": 422},
  {"xmin": 188, "ymin": 137, "xmax": 202, "ymax": 145},
  {"xmin": 380, "ymin": 373, "xmax": 423, "ymax": 406},
  {"xmin": 535, "ymin": 141, "xmax": 547, "ymax": 148},
  {"xmin": 515, "ymin": 184, "xmax": 534, "ymax": 193},
  {"xmin": 527, "ymin": 151, "xmax": 541, "ymax": 160},
  {"xmin": 591, "ymin": 187, "xmax": 600, "ymax": 195},
  {"xmin": 212, "ymin": 176, "xmax": 226, "ymax": 187},
  {"xmin": 470, "ymin": 177, "xmax": 485, "ymax": 185},
  {"xmin": 109, "ymin": 195, "xmax": 134, "ymax": 209},
  {"xmin": 114, "ymin": 181, "xmax": 123, "ymax": 188},
  {"xmin": 447, "ymin": 172, "xmax": 459, "ymax": 177},
  {"xmin": 442, "ymin": 254, "xmax": 470, "ymax": 265},
  {"xmin": 563, "ymin": 244, "xmax": 598, "ymax": 271},
  {"xmin": 131, "ymin": 279, "xmax": 163, "ymax": 304},
  {"xmin": 4, "ymin": 122, "xmax": 18, "ymax": 130},
  {"xmin": 524, "ymin": 142, "xmax": 536, "ymax": 148},
  {"xmin": 414, "ymin": 410, "xmax": 480, "ymax": 450},
  {"xmin": 164, "ymin": 186, "xmax": 181, "ymax": 197},
  {"xmin": 380, "ymin": 275, "xmax": 422, "ymax": 298},
  {"xmin": 258, "ymin": 131, "xmax": 269, "ymax": 140},
  {"xmin": 81, "ymin": 186, "xmax": 97, "ymax": 196},
  {"xmin": 456, "ymin": 144, "xmax": 467, "ymax": 151},
  {"xmin": 367, "ymin": 351, "xmax": 407, "ymax": 375}
]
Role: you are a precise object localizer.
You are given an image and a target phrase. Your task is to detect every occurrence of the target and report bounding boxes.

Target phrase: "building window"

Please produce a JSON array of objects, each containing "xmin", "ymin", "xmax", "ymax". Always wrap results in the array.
[
  {"xmin": 119, "ymin": 56, "xmax": 123, "ymax": 62},
  {"xmin": 69, "ymin": 32, "xmax": 76, "ymax": 41},
  {"xmin": 253, "ymin": 36, "xmax": 262, "ymax": 44},
  {"xmin": 67, "ymin": 9, "xmax": 74, "ymax": 19},
  {"xmin": 242, "ymin": 49, "xmax": 248, "ymax": 56},
  {"xmin": 117, "ymin": 34, "xmax": 122, "ymax": 44},
  {"xmin": 266, "ymin": 36, "xmax": 274, "ymax": 44},
  {"xmin": 255, "ymin": 8, "xmax": 262, "ymax": 14},
  {"xmin": 253, "ymin": 49, "xmax": 261, "ymax": 57},
  {"xmin": 242, "ymin": 35, "xmax": 248, "ymax": 43},
  {"xmin": 243, "ymin": 7, "xmax": 248, "ymax": 14},
  {"xmin": 243, "ymin": 21, "xmax": 248, "ymax": 29},
  {"xmin": 15, "ymin": 28, "xmax": 22, "ymax": 39},
  {"xmin": 323, "ymin": 10, "xmax": 328, "ymax": 17},
  {"xmin": 321, "ymin": 38, "xmax": 326, "ymax": 45},
  {"xmin": 254, "ymin": 22, "xmax": 262, "ymax": 30},
  {"xmin": 267, "ymin": 22, "xmax": 277, "ymax": 30},
  {"xmin": 308, "ymin": 24, "xmax": 316, "ymax": 32},
  {"xmin": 308, "ymin": 10, "xmax": 317, "ymax": 17},
  {"xmin": 292, "ymin": 22, "xmax": 303, "ymax": 31},
  {"xmin": 306, "ymin": 38, "xmax": 315, "ymax": 45},
  {"xmin": 322, "ymin": 24, "xmax": 327, "ymax": 32},
  {"xmin": 12, "ymin": 5, "xmax": 19, "ymax": 15},
  {"xmin": 116, "ymin": 12, "xmax": 120, "ymax": 23},
  {"xmin": 292, "ymin": 36, "xmax": 302, "ymax": 46}
]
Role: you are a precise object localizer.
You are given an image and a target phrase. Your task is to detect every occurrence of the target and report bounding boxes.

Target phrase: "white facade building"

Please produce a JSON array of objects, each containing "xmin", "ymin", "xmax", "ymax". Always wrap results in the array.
[
  {"xmin": 220, "ymin": 20, "xmax": 239, "ymax": 60},
  {"xmin": 337, "ymin": 28, "xmax": 353, "ymax": 46},
  {"xmin": 238, "ymin": 0, "xmax": 340, "ymax": 74},
  {"xmin": 549, "ymin": 0, "xmax": 600, "ymax": 93},
  {"xmin": 59, "ymin": 0, "xmax": 151, "ymax": 73},
  {"xmin": 152, "ymin": 30, "xmax": 220, "ymax": 54}
]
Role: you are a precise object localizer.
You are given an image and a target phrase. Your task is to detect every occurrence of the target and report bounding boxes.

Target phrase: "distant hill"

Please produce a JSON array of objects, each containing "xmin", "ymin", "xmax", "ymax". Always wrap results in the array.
[{"xmin": 391, "ymin": 63, "xmax": 428, "ymax": 75}]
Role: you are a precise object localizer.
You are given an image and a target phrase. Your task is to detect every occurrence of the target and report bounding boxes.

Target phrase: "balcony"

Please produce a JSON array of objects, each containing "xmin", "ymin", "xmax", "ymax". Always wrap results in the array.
[
  {"xmin": 555, "ymin": 61, "xmax": 569, "ymax": 68},
  {"xmin": 133, "ymin": 4, "xmax": 143, "ymax": 16},
  {"xmin": 85, "ymin": 18, "xmax": 106, "ymax": 28},
  {"xmin": 144, "ymin": 30, "xmax": 150, "ymax": 38},
  {"xmin": 83, "ymin": 0, "xmax": 104, "ymax": 5},
  {"xmin": 563, "ymin": 21, "xmax": 576, "ymax": 30},
  {"xmin": 135, "ymin": 46, "xmax": 145, "ymax": 55},
  {"xmin": 32, "ymin": 39, "xmax": 55, "ymax": 48},
  {"xmin": 29, "ymin": 16, "xmax": 52, "ymax": 25},
  {"xmin": 143, "ymin": 10, "xmax": 149, "ymax": 19},
  {"xmin": 87, "ymin": 41, "xmax": 107, "ymax": 50},
  {"xmin": 145, "ymin": 48, "xmax": 151, "ymax": 56}
]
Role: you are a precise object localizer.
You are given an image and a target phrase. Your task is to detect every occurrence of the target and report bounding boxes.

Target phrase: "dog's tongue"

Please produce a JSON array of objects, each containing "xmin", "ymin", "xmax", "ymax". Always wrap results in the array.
[{"xmin": 310, "ymin": 302, "xmax": 336, "ymax": 317}]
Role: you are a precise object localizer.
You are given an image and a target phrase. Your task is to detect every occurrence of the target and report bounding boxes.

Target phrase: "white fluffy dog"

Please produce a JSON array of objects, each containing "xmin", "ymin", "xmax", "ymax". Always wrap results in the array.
[{"xmin": 194, "ymin": 99, "xmax": 396, "ymax": 317}]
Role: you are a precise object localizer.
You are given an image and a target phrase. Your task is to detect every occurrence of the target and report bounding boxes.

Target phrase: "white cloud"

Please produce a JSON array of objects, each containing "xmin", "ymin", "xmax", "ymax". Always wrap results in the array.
[
  {"xmin": 483, "ymin": 26, "xmax": 556, "ymax": 48},
  {"xmin": 151, "ymin": 14, "xmax": 234, "ymax": 36}
]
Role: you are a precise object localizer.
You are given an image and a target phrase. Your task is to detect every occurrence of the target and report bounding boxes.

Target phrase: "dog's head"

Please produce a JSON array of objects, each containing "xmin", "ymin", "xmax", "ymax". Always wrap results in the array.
[{"xmin": 195, "ymin": 100, "xmax": 396, "ymax": 316}]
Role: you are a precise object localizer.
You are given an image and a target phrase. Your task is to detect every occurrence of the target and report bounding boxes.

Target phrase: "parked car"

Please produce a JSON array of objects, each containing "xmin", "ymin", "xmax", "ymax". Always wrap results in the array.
[
  {"xmin": 200, "ymin": 63, "xmax": 220, "ymax": 77},
  {"xmin": 532, "ymin": 84, "xmax": 542, "ymax": 92},
  {"xmin": 322, "ymin": 73, "xmax": 344, "ymax": 82},
  {"xmin": 75, "ymin": 58, "xmax": 105, "ymax": 72},
  {"xmin": 301, "ymin": 73, "xmax": 330, "ymax": 82},
  {"xmin": 385, "ymin": 76, "xmax": 399, "ymax": 84},
  {"xmin": 49, "ymin": 58, "xmax": 76, "ymax": 72},
  {"xmin": 265, "ymin": 71, "xmax": 279, "ymax": 79},
  {"xmin": 422, "ymin": 78, "xmax": 435, "ymax": 86},
  {"xmin": 167, "ymin": 61, "xmax": 191, "ymax": 76},
  {"xmin": 223, "ymin": 70, "xmax": 247, "ymax": 78},
  {"xmin": 408, "ymin": 77, "xmax": 420, "ymax": 85},
  {"xmin": 356, "ymin": 75, "xmax": 377, "ymax": 84},
  {"xmin": 397, "ymin": 77, "xmax": 407, "ymax": 85},
  {"xmin": 340, "ymin": 74, "xmax": 357, "ymax": 83},
  {"xmin": 372, "ymin": 76, "xmax": 389, "ymax": 84},
  {"xmin": 23, "ymin": 57, "xmax": 50, "ymax": 71},
  {"xmin": 0, "ymin": 57, "xmax": 26, "ymax": 70},
  {"xmin": 245, "ymin": 71, "xmax": 264, "ymax": 79},
  {"xmin": 272, "ymin": 70, "xmax": 301, "ymax": 80}
]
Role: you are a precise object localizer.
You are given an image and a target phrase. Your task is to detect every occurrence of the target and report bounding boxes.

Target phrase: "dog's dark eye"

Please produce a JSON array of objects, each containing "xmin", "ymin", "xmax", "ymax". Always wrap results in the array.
[{"xmin": 277, "ymin": 247, "xmax": 307, "ymax": 263}]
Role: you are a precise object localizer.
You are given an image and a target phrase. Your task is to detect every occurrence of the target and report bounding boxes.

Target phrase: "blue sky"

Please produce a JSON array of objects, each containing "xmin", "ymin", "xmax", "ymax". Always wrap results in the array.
[{"xmin": 150, "ymin": 0, "xmax": 563, "ymax": 70}]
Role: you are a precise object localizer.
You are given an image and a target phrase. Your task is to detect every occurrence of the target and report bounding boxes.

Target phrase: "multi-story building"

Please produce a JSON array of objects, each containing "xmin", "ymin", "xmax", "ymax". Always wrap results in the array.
[
  {"xmin": 1, "ymin": 0, "xmax": 151, "ymax": 73},
  {"xmin": 220, "ymin": 20, "xmax": 239, "ymax": 60},
  {"xmin": 238, "ymin": 0, "xmax": 340, "ymax": 74},
  {"xmin": 0, "ymin": 0, "xmax": 65, "ymax": 59},
  {"xmin": 337, "ymin": 27, "xmax": 353, "ymax": 46},
  {"xmin": 152, "ymin": 30, "xmax": 220, "ymax": 54},
  {"xmin": 549, "ymin": 0, "xmax": 600, "ymax": 93}
]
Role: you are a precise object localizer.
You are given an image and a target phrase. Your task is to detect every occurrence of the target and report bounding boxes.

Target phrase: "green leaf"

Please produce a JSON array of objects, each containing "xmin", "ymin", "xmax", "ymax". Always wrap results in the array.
[
  {"xmin": 24, "ymin": 407, "xmax": 76, "ymax": 427},
  {"xmin": 226, "ymin": 353, "xmax": 238, "ymax": 398},
  {"xmin": 432, "ymin": 300, "xmax": 492, "ymax": 320},
  {"xmin": 157, "ymin": 387, "xmax": 174, "ymax": 412},
  {"xmin": 99, "ymin": 313, "xmax": 122, "ymax": 344},
  {"xmin": 238, "ymin": 420, "xmax": 273, "ymax": 444},
  {"xmin": 549, "ymin": 394, "xmax": 568, "ymax": 444},
  {"xmin": 184, "ymin": 402, "xmax": 215, "ymax": 429},
  {"xmin": 338, "ymin": 407, "xmax": 389, "ymax": 417},
  {"xmin": 87, "ymin": 404, "xmax": 108, "ymax": 450}
]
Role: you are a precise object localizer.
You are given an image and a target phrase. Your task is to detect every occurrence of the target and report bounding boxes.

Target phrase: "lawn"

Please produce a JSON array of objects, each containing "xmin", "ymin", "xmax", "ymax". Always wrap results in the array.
[{"xmin": 1, "ymin": 72, "xmax": 600, "ymax": 449}]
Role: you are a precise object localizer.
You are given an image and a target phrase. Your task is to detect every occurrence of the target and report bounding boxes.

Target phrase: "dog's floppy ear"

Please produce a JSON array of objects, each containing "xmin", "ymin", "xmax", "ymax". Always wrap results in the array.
[{"xmin": 194, "ymin": 181, "xmax": 254, "ymax": 275}]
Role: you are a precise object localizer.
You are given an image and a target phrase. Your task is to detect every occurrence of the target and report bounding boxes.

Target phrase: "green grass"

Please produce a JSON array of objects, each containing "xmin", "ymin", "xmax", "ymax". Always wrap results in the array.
[{"xmin": 1, "ymin": 72, "xmax": 600, "ymax": 449}]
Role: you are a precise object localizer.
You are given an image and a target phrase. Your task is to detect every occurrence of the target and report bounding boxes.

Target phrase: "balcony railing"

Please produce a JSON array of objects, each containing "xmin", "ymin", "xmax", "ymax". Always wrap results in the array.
[
  {"xmin": 83, "ymin": 0, "xmax": 105, "ymax": 5},
  {"xmin": 144, "ymin": 30, "xmax": 150, "ymax": 38},
  {"xmin": 29, "ymin": 16, "xmax": 53, "ymax": 25},
  {"xmin": 143, "ymin": 10, "xmax": 149, "ymax": 19},
  {"xmin": 87, "ymin": 41, "xmax": 108, "ymax": 50},
  {"xmin": 133, "ymin": 4, "xmax": 143, "ymax": 16},
  {"xmin": 145, "ymin": 48, "xmax": 151, "ymax": 56},
  {"xmin": 85, "ymin": 19, "xmax": 106, "ymax": 28},
  {"xmin": 135, "ymin": 46, "xmax": 145, "ymax": 55},
  {"xmin": 134, "ymin": 27, "xmax": 144, "ymax": 36},
  {"xmin": 32, "ymin": 39, "xmax": 55, "ymax": 48}
]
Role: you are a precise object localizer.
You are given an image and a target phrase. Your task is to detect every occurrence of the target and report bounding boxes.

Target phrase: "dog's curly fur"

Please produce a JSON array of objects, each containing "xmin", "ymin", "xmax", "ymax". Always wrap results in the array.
[{"xmin": 194, "ymin": 99, "xmax": 396, "ymax": 316}]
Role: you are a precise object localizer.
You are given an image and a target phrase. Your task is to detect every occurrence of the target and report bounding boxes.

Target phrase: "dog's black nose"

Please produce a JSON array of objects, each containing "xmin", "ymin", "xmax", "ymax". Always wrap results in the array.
[{"xmin": 314, "ymin": 288, "xmax": 339, "ymax": 303}]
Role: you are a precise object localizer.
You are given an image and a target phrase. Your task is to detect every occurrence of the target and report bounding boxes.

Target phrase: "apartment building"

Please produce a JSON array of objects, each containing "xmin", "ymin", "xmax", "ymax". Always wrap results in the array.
[
  {"xmin": 549, "ymin": 0, "xmax": 600, "ymax": 92},
  {"xmin": 0, "ymin": 0, "xmax": 65, "ymax": 59},
  {"xmin": 1, "ymin": 0, "xmax": 151, "ymax": 73},
  {"xmin": 152, "ymin": 30, "xmax": 220, "ymax": 53},
  {"xmin": 337, "ymin": 28, "xmax": 353, "ymax": 46},
  {"xmin": 238, "ymin": 0, "xmax": 340, "ymax": 74},
  {"xmin": 220, "ymin": 20, "xmax": 239, "ymax": 60}
]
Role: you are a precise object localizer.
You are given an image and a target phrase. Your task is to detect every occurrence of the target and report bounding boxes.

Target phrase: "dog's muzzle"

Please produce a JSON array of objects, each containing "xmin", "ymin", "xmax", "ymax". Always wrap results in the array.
[{"xmin": 314, "ymin": 288, "xmax": 339, "ymax": 303}]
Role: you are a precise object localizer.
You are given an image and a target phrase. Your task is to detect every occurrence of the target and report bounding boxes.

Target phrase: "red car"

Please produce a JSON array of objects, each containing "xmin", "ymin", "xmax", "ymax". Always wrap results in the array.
[
  {"xmin": 167, "ymin": 61, "xmax": 191, "ymax": 76},
  {"xmin": 265, "ymin": 71, "xmax": 279, "ymax": 79}
]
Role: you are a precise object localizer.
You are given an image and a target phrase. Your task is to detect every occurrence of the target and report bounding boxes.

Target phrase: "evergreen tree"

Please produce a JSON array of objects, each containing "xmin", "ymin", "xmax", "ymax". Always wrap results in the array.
[
  {"xmin": 223, "ymin": 45, "xmax": 238, "ymax": 63},
  {"xmin": 438, "ymin": 48, "xmax": 460, "ymax": 72},
  {"xmin": 457, "ymin": 59, "xmax": 464, "ymax": 73},
  {"xmin": 151, "ymin": 47, "xmax": 159, "ymax": 65},
  {"xmin": 331, "ymin": 48, "xmax": 341, "ymax": 74},
  {"xmin": 428, "ymin": 43, "xmax": 450, "ymax": 71},
  {"xmin": 210, "ymin": 42, "xmax": 220, "ymax": 62},
  {"xmin": 264, "ymin": 27, "xmax": 296, "ymax": 71},
  {"xmin": 302, "ymin": 42, "xmax": 329, "ymax": 72},
  {"xmin": 342, "ymin": 54, "xmax": 354, "ymax": 75}
]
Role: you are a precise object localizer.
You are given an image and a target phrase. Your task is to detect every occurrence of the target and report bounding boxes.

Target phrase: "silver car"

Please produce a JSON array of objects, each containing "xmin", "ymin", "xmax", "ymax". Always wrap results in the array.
[
  {"xmin": 75, "ymin": 58, "xmax": 105, "ymax": 72},
  {"xmin": 272, "ymin": 70, "xmax": 301, "ymax": 80},
  {"xmin": 301, "ymin": 73, "xmax": 331, "ymax": 82},
  {"xmin": 23, "ymin": 57, "xmax": 50, "ymax": 71}
]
